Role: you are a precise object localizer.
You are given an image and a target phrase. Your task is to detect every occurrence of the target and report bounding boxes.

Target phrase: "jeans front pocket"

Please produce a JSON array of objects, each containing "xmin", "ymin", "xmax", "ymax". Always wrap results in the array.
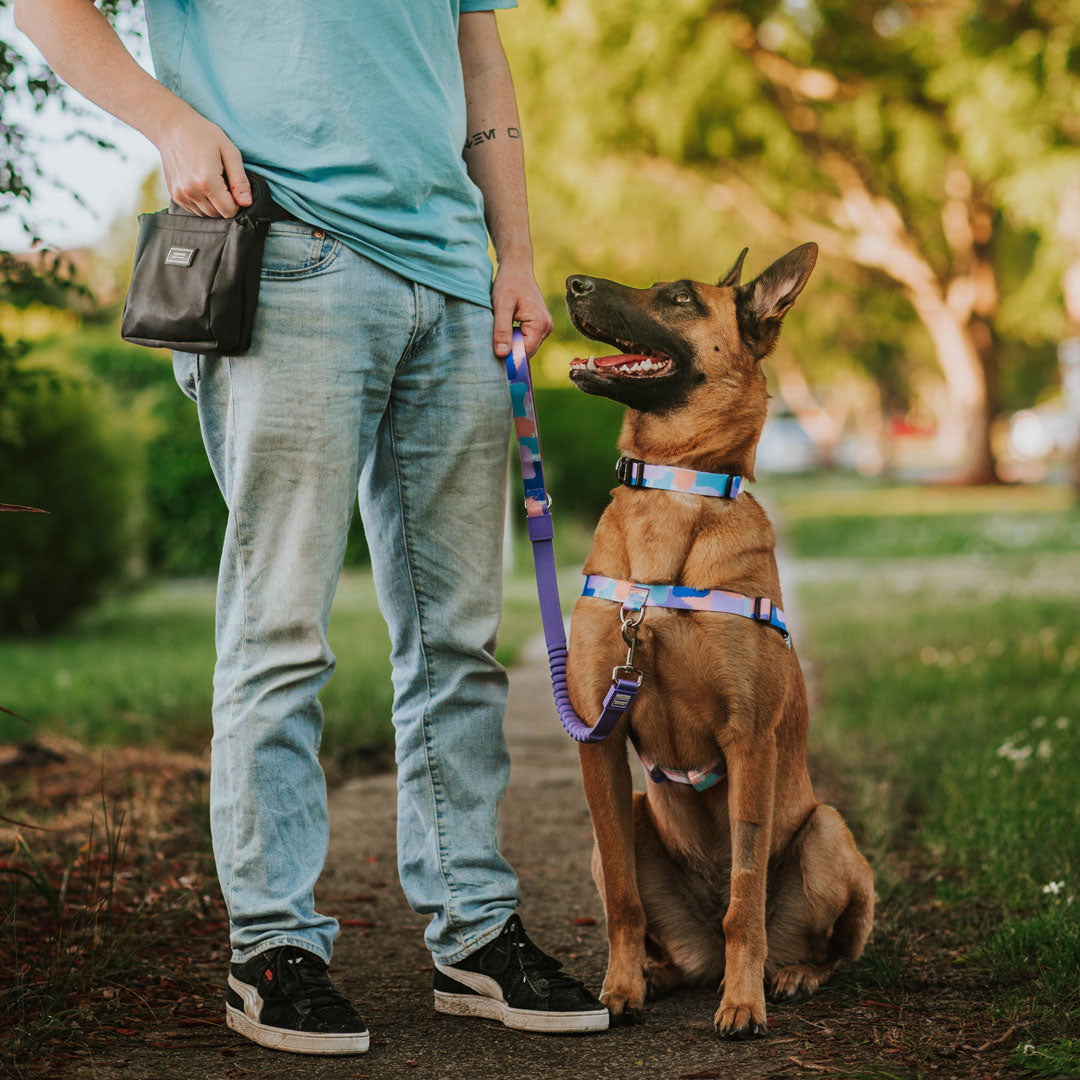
[{"xmin": 260, "ymin": 222, "xmax": 343, "ymax": 279}]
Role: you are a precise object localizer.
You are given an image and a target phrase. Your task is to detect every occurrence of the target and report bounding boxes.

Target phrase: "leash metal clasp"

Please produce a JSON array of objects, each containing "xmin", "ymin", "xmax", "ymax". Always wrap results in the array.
[{"xmin": 614, "ymin": 606, "xmax": 646, "ymax": 686}]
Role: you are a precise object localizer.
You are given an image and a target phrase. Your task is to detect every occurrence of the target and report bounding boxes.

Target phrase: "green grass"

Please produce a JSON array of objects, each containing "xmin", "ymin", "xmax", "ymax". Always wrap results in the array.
[
  {"xmin": 784, "ymin": 484, "xmax": 1080, "ymax": 1066},
  {"xmin": 772, "ymin": 482, "xmax": 1080, "ymax": 559},
  {"xmin": 0, "ymin": 517, "xmax": 595, "ymax": 760}
]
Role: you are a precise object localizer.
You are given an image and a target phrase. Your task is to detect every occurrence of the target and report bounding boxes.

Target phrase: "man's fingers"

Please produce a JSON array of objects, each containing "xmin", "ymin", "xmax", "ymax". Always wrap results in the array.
[
  {"xmin": 221, "ymin": 141, "xmax": 252, "ymax": 208},
  {"xmin": 205, "ymin": 164, "xmax": 240, "ymax": 217},
  {"xmin": 519, "ymin": 311, "xmax": 553, "ymax": 359},
  {"xmin": 520, "ymin": 319, "xmax": 544, "ymax": 359},
  {"xmin": 492, "ymin": 294, "xmax": 514, "ymax": 358},
  {"xmin": 171, "ymin": 175, "xmax": 234, "ymax": 218}
]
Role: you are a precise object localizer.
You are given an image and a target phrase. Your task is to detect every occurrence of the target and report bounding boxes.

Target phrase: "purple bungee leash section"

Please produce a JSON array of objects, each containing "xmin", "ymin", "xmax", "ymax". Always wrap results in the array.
[{"xmin": 505, "ymin": 329, "xmax": 642, "ymax": 743}]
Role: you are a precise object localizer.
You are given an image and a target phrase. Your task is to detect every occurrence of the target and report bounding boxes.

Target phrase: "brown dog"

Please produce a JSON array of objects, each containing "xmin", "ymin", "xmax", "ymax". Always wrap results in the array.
[{"xmin": 563, "ymin": 243, "xmax": 874, "ymax": 1038}]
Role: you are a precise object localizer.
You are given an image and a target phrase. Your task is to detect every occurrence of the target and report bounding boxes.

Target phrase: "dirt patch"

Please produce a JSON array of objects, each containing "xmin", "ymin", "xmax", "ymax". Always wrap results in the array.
[
  {"xmin": 0, "ymin": 738, "xmax": 228, "ymax": 1078},
  {"xmin": 2, "ymin": 660, "xmax": 1032, "ymax": 1080}
]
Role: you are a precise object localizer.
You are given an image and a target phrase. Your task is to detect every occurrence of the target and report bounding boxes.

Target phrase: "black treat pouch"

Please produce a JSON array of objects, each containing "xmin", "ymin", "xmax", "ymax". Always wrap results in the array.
[{"xmin": 121, "ymin": 173, "xmax": 275, "ymax": 355}]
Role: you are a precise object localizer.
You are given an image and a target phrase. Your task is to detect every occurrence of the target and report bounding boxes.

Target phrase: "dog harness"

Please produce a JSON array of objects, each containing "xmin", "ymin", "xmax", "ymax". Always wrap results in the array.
[{"xmin": 506, "ymin": 332, "xmax": 792, "ymax": 788}]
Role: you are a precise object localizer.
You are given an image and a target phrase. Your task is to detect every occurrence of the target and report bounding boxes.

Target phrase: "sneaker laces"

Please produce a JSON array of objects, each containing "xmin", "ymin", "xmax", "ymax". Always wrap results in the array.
[
  {"xmin": 275, "ymin": 948, "xmax": 354, "ymax": 1014},
  {"xmin": 503, "ymin": 916, "xmax": 590, "ymax": 993}
]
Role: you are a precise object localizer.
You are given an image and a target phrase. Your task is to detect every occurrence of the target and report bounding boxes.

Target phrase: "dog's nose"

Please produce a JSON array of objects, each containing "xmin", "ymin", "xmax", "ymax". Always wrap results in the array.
[{"xmin": 566, "ymin": 275, "xmax": 595, "ymax": 297}]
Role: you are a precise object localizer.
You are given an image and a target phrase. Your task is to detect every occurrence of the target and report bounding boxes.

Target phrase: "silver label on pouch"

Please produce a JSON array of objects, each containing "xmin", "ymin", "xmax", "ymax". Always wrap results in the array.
[{"xmin": 165, "ymin": 246, "xmax": 196, "ymax": 267}]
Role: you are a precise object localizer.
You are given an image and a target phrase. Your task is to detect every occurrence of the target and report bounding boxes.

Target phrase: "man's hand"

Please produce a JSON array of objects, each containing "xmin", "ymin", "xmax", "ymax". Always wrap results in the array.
[
  {"xmin": 156, "ymin": 107, "xmax": 252, "ymax": 217},
  {"xmin": 13, "ymin": 0, "xmax": 252, "ymax": 218},
  {"xmin": 492, "ymin": 263, "xmax": 553, "ymax": 359}
]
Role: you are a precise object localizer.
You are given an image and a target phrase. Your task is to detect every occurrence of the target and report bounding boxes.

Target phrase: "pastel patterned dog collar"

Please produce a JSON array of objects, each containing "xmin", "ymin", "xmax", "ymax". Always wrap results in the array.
[
  {"xmin": 581, "ymin": 574, "xmax": 790, "ymax": 642},
  {"xmin": 616, "ymin": 456, "xmax": 743, "ymax": 499}
]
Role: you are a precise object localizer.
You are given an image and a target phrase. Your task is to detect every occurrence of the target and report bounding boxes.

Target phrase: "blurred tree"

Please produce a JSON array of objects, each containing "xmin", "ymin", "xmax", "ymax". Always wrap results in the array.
[
  {"xmin": 506, "ymin": 0, "xmax": 1080, "ymax": 482},
  {"xmin": 0, "ymin": 0, "xmax": 138, "ymax": 447}
]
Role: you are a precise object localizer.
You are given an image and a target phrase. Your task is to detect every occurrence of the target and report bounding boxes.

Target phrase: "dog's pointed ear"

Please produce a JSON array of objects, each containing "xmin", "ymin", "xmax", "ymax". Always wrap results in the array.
[
  {"xmin": 717, "ymin": 247, "xmax": 749, "ymax": 288},
  {"xmin": 735, "ymin": 242, "xmax": 818, "ymax": 359}
]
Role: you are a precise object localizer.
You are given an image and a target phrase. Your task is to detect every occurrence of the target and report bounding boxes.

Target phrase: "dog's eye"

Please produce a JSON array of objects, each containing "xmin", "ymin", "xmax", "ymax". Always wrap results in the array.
[{"xmin": 673, "ymin": 292, "xmax": 691, "ymax": 305}]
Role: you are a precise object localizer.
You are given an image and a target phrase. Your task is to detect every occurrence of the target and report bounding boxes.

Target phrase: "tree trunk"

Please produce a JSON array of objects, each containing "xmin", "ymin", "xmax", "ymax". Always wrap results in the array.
[{"xmin": 903, "ymin": 283, "xmax": 998, "ymax": 483}]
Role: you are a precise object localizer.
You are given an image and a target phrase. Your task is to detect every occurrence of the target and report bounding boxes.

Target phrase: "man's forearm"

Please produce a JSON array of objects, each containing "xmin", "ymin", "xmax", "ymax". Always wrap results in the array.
[
  {"xmin": 14, "ymin": 0, "xmax": 189, "ymax": 145},
  {"xmin": 458, "ymin": 12, "xmax": 534, "ymax": 269}
]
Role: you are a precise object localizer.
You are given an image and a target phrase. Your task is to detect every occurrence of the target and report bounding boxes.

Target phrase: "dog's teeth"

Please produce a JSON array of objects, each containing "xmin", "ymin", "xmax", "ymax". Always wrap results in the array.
[{"xmin": 587, "ymin": 356, "xmax": 598, "ymax": 372}]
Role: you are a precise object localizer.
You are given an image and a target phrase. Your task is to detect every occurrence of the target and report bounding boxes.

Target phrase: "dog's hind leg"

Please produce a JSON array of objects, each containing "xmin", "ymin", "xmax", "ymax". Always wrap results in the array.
[{"xmin": 764, "ymin": 803, "xmax": 874, "ymax": 1002}]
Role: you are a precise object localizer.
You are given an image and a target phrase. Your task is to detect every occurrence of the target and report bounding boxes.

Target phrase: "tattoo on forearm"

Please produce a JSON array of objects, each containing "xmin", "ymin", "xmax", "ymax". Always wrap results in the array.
[{"xmin": 463, "ymin": 126, "xmax": 521, "ymax": 151}]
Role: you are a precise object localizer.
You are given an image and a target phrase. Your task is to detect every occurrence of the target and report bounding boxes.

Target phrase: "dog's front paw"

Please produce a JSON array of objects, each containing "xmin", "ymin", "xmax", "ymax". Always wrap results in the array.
[
  {"xmin": 714, "ymin": 997, "xmax": 768, "ymax": 1040},
  {"xmin": 601, "ymin": 983, "xmax": 646, "ymax": 1026}
]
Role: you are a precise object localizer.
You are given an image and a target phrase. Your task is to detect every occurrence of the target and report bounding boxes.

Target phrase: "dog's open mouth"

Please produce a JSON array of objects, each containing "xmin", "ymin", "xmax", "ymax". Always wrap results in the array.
[{"xmin": 569, "ymin": 321, "xmax": 675, "ymax": 381}]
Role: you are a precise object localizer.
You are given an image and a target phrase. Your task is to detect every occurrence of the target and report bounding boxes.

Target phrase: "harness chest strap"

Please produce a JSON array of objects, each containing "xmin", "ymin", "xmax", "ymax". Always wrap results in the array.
[
  {"xmin": 581, "ymin": 574, "xmax": 791, "ymax": 642},
  {"xmin": 638, "ymin": 752, "xmax": 728, "ymax": 792}
]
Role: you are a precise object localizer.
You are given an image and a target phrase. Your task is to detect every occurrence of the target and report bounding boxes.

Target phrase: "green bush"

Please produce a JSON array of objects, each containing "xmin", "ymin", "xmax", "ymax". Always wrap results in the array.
[
  {"xmin": 0, "ymin": 358, "xmax": 144, "ymax": 635},
  {"xmin": 531, "ymin": 385, "xmax": 625, "ymax": 520},
  {"xmin": 79, "ymin": 335, "xmax": 373, "ymax": 575},
  {"xmin": 75, "ymin": 339, "xmax": 225, "ymax": 577}
]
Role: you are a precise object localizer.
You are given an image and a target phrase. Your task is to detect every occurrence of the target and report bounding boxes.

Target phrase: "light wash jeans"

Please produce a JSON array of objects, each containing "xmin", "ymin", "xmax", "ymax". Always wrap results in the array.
[{"xmin": 173, "ymin": 220, "xmax": 520, "ymax": 966}]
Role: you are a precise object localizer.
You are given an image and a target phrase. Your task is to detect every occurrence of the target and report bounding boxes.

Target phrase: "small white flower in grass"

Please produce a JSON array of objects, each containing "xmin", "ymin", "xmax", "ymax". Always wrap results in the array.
[
  {"xmin": 1042, "ymin": 881, "xmax": 1064, "ymax": 895},
  {"xmin": 1037, "ymin": 739, "xmax": 1052, "ymax": 761},
  {"xmin": 1022, "ymin": 1042, "xmax": 1036, "ymax": 1056},
  {"xmin": 1032, "ymin": 715, "xmax": 1047, "ymax": 729},
  {"xmin": 1056, "ymin": 716, "xmax": 1069, "ymax": 730},
  {"xmin": 996, "ymin": 738, "xmax": 1032, "ymax": 766},
  {"xmin": 921, "ymin": 646, "xmax": 938, "ymax": 664}
]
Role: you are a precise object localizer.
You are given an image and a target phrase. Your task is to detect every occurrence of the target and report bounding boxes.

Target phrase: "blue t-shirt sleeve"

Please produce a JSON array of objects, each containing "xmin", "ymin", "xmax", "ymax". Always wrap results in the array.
[{"xmin": 460, "ymin": 1, "xmax": 518, "ymax": 10}]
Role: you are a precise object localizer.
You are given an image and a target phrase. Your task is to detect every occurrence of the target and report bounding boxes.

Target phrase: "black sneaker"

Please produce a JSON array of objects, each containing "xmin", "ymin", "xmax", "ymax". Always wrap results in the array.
[
  {"xmin": 226, "ymin": 945, "xmax": 369, "ymax": 1054},
  {"xmin": 433, "ymin": 914, "xmax": 609, "ymax": 1033}
]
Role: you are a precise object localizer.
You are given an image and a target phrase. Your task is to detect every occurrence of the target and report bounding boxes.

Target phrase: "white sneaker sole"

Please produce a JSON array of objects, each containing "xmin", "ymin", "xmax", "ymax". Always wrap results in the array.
[
  {"xmin": 434, "ymin": 989, "xmax": 609, "ymax": 1033},
  {"xmin": 226, "ymin": 1003, "xmax": 370, "ymax": 1055}
]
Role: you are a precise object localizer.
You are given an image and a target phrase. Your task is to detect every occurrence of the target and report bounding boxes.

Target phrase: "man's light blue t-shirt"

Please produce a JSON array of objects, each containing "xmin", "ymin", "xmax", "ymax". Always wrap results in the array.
[{"xmin": 143, "ymin": 0, "xmax": 517, "ymax": 309}]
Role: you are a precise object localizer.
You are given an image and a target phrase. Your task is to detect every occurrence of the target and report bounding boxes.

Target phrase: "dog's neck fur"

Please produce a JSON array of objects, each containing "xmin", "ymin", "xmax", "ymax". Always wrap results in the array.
[{"xmin": 617, "ymin": 384, "xmax": 768, "ymax": 482}]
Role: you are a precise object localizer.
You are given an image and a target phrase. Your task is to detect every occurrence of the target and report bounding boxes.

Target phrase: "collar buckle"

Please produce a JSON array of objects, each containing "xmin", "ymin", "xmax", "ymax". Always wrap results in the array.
[{"xmin": 615, "ymin": 456, "xmax": 647, "ymax": 488}]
